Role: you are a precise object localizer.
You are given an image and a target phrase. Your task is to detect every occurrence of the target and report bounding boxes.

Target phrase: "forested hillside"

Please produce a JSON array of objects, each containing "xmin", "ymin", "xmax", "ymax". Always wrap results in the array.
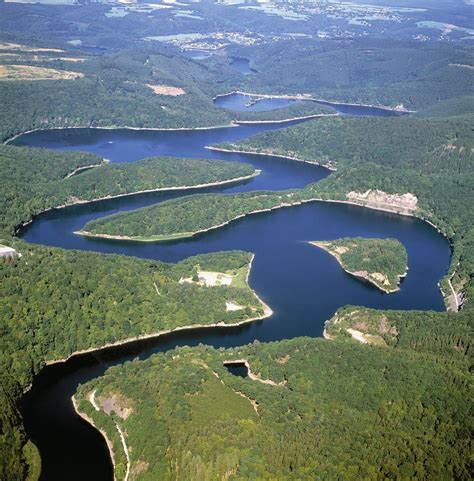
[
  {"xmin": 221, "ymin": 115, "xmax": 474, "ymax": 308},
  {"xmin": 0, "ymin": 246, "xmax": 266, "ymax": 479},
  {"xmin": 82, "ymin": 114, "xmax": 474, "ymax": 308},
  {"xmin": 0, "ymin": 145, "xmax": 256, "ymax": 237},
  {"xmin": 0, "ymin": 4, "xmax": 473, "ymax": 480},
  {"xmin": 0, "ymin": 50, "xmax": 233, "ymax": 142},
  {"xmin": 237, "ymin": 40, "xmax": 474, "ymax": 110},
  {"xmin": 76, "ymin": 307, "xmax": 472, "ymax": 481}
]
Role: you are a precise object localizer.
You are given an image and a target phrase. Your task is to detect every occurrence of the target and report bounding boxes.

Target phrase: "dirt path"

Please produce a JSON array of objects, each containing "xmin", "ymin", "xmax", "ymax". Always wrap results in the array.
[
  {"xmin": 447, "ymin": 277, "xmax": 460, "ymax": 311},
  {"xmin": 89, "ymin": 390, "xmax": 130, "ymax": 481}
]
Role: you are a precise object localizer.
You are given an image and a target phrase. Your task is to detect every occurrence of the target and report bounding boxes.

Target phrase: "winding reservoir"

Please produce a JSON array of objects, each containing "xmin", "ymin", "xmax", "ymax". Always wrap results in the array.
[{"xmin": 14, "ymin": 108, "xmax": 450, "ymax": 481}]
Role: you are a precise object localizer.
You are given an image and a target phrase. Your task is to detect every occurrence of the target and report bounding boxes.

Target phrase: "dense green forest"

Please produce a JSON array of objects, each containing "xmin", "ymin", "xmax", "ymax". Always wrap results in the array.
[
  {"xmin": 76, "ymin": 307, "xmax": 472, "ymax": 481},
  {"xmin": 221, "ymin": 115, "xmax": 474, "ymax": 309},
  {"xmin": 238, "ymin": 40, "xmax": 474, "ymax": 110},
  {"xmin": 64, "ymin": 156, "xmax": 256, "ymax": 198},
  {"xmin": 1, "ymin": 4, "xmax": 473, "ymax": 479},
  {"xmin": 81, "ymin": 114, "xmax": 474, "ymax": 307},
  {"xmin": 0, "ymin": 145, "xmax": 256, "ymax": 237},
  {"xmin": 1, "ymin": 245, "xmax": 264, "ymax": 383},
  {"xmin": 311, "ymin": 238, "xmax": 408, "ymax": 293},
  {"xmin": 80, "ymin": 191, "xmax": 302, "ymax": 241},
  {"xmin": 0, "ymin": 245, "xmax": 266, "ymax": 479}
]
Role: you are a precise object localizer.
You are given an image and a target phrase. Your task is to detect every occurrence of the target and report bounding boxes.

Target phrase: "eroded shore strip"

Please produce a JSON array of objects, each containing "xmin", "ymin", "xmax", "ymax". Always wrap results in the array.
[
  {"xmin": 64, "ymin": 163, "xmax": 104, "ymax": 179},
  {"xmin": 206, "ymin": 145, "xmax": 337, "ymax": 170},
  {"xmin": 213, "ymin": 91, "xmax": 416, "ymax": 113},
  {"xmin": 3, "ymin": 123, "xmax": 240, "ymax": 145},
  {"xmin": 72, "ymin": 395, "xmax": 118, "ymax": 481},
  {"xmin": 234, "ymin": 113, "xmax": 338, "ymax": 124}
]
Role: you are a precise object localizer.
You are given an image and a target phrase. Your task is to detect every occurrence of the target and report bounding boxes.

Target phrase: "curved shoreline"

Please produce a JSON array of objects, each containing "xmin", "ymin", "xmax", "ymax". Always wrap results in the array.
[
  {"xmin": 2, "ymin": 115, "xmax": 335, "ymax": 146},
  {"xmin": 40, "ymin": 254, "xmax": 272, "ymax": 479},
  {"xmin": 74, "ymin": 192, "xmax": 455, "ymax": 309},
  {"xmin": 14, "ymin": 170, "xmax": 261, "ymax": 237},
  {"xmin": 2, "ymin": 122, "xmax": 240, "ymax": 145},
  {"xmin": 3, "ymin": 113, "xmax": 331, "ymax": 146},
  {"xmin": 206, "ymin": 145, "xmax": 337, "ymax": 171},
  {"xmin": 87, "ymin": 390, "xmax": 131, "ymax": 481},
  {"xmin": 45, "ymin": 254, "xmax": 272, "ymax": 366},
  {"xmin": 46, "ymin": 312, "xmax": 273, "ymax": 366},
  {"xmin": 75, "ymin": 201, "xmax": 315, "ymax": 243},
  {"xmin": 75, "ymin": 196, "xmax": 438, "ymax": 244},
  {"xmin": 234, "ymin": 113, "xmax": 339, "ymax": 124},
  {"xmin": 72, "ymin": 395, "xmax": 117, "ymax": 481},
  {"xmin": 213, "ymin": 90, "xmax": 416, "ymax": 113},
  {"xmin": 310, "ymin": 241, "xmax": 407, "ymax": 294}
]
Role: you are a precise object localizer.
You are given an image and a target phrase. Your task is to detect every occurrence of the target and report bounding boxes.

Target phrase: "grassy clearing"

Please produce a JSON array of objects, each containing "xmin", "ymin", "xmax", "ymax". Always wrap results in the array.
[{"xmin": 0, "ymin": 65, "xmax": 83, "ymax": 81}]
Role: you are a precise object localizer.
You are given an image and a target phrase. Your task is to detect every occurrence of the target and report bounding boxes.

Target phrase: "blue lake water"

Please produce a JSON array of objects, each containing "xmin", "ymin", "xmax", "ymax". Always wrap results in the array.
[
  {"xmin": 214, "ymin": 92, "xmax": 409, "ymax": 116},
  {"xmin": 16, "ymin": 112, "xmax": 447, "ymax": 481}
]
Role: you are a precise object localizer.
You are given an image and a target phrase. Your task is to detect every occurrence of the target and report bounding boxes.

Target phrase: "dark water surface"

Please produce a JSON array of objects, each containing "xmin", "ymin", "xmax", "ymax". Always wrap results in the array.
[
  {"xmin": 15, "ymin": 113, "xmax": 449, "ymax": 481},
  {"xmin": 230, "ymin": 56, "xmax": 257, "ymax": 75}
]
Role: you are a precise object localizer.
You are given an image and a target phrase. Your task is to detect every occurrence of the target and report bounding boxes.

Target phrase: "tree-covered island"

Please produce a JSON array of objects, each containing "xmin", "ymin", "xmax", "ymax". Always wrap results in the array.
[{"xmin": 311, "ymin": 237, "xmax": 408, "ymax": 293}]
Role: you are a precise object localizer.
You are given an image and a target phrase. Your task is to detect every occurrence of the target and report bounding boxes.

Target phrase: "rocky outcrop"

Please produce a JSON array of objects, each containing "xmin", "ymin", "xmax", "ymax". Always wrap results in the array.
[{"xmin": 347, "ymin": 190, "xmax": 418, "ymax": 216}]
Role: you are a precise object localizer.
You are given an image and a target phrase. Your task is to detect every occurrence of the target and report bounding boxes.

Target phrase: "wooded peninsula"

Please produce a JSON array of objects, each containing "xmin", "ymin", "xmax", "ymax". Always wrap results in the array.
[{"xmin": 311, "ymin": 238, "xmax": 408, "ymax": 293}]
